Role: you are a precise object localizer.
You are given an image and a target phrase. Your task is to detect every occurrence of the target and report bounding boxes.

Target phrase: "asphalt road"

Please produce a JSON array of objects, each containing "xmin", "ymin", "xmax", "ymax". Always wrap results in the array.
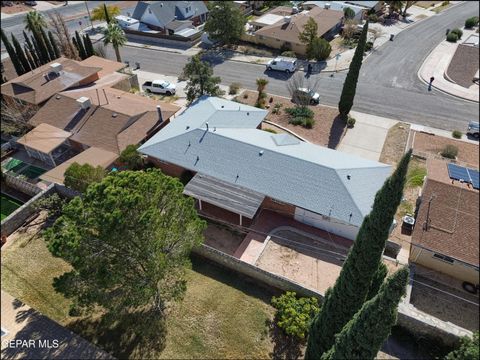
[{"xmin": 106, "ymin": 1, "xmax": 478, "ymax": 131}]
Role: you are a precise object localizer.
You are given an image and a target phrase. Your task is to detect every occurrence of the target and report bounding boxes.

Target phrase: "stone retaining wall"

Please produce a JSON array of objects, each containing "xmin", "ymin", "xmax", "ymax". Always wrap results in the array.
[{"xmin": 4, "ymin": 173, "xmax": 42, "ymax": 197}]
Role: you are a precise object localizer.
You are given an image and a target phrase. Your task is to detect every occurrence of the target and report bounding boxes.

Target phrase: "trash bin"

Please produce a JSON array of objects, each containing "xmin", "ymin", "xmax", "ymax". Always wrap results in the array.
[{"xmin": 390, "ymin": 34, "xmax": 395, "ymax": 41}]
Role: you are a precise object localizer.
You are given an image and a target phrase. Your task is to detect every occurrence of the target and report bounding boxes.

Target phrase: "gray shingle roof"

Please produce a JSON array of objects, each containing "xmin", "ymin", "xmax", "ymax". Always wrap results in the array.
[
  {"xmin": 139, "ymin": 97, "xmax": 391, "ymax": 226},
  {"xmin": 132, "ymin": 1, "xmax": 208, "ymax": 27}
]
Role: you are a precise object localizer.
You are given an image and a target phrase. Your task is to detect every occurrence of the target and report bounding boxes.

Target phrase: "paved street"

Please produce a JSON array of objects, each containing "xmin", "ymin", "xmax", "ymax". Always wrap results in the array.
[{"xmin": 107, "ymin": 1, "xmax": 478, "ymax": 131}]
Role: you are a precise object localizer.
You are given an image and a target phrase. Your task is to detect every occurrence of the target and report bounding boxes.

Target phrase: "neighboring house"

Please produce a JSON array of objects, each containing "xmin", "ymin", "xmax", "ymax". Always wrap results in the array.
[
  {"xmin": 18, "ymin": 88, "xmax": 179, "ymax": 184},
  {"xmin": 131, "ymin": 1, "xmax": 208, "ymax": 35},
  {"xmin": 343, "ymin": 1, "xmax": 382, "ymax": 11},
  {"xmin": 410, "ymin": 159, "xmax": 479, "ymax": 284},
  {"xmin": 139, "ymin": 96, "xmax": 391, "ymax": 241},
  {"xmin": 244, "ymin": 6, "xmax": 344, "ymax": 55},
  {"xmin": 302, "ymin": 1, "xmax": 364, "ymax": 21},
  {"xmin": 0, "ymin": 57, "xmax": 101, "ymax": 106}
]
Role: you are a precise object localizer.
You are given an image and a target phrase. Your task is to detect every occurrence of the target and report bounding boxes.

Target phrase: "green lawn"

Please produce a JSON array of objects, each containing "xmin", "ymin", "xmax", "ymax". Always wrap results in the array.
[
  {"xmin": 1, "ymin": 194, "xmax": 24, "ymax": 221},
  {"xmin": 1, "ymin": 234, "xmax": 276, "ymax": 359}
]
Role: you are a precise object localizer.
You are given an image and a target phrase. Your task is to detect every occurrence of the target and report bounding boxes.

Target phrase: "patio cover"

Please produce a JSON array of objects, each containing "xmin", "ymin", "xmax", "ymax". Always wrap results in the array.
[
  {"xmin": 16, "ymin": 123, "xmax": 71, "ymax": 154},
  {"xmin": 183, "ymin": 173, "xmax": 265, "ymax": 219},
  {"xmin": 40, "ymin": 146, "xmax": 118, "ymax": 184}
]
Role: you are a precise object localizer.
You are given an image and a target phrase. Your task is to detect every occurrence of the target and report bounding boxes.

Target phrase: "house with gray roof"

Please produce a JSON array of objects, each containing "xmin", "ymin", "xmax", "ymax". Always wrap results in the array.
[
  {"xmin": 139, "ymin": 96, "xmax": 391, "ymax": 241},
  {"xmin": 131, "ymin": 1, "xmax": 208, "ymax": 35},
  {"xmin": 302, "ymin": 1, "xmax": 365, "ymax": 21}
]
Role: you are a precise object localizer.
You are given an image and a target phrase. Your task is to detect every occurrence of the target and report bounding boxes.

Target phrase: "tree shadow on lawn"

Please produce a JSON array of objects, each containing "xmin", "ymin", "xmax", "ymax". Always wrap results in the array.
[
  {"xmin": 67, "ymin": 309, "xmax": 167, "ymax": 359},
  {"xmin": 327, "ymin": 115, "xmax": 347, "ymax": 149},
  {"xmin": 190, "ymin": 254, "xmax": 282, "ymax": 305},
  {"xmin": 267, "ymin": 319, "xmax": 303, "ymax": 360}
]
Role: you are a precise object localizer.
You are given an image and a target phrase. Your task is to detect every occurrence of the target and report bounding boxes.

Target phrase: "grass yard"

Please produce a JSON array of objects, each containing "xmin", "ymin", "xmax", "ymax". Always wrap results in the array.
[
  {"xmin": 1, "ymin": 232, "xmax": 276, "ymax": 359},
  {"xmin": 379, "ymin": 122, "xmax": 410, "ymax": 166},
  {"xmin": 1, "ymin": 193, "xmax": 23, "ymax": 220}
]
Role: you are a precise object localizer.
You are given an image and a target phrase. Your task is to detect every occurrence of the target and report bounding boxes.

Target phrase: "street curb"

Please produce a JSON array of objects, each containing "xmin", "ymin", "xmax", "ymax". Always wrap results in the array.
[{"xmin": 125, "ymin": 42, "xmax": 183, "ymax": 55}]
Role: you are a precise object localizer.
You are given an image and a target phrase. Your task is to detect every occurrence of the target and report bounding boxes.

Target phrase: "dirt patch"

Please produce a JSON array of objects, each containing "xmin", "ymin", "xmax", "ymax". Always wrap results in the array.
[
  {"xmin": 415, "ymin": 1, "xmax": 442, "ymax": 9},
  {"xmin": 379, "ymin": 122, "xmax": 410, "ymax": 166},
  {"xmin": 329, "ymin": 37, "xmax": 350, "ymax": 59},
  {"xmin": 236, "ymin": 90, "xmax": 345, "ymax": 148},
  {"xmin": 203, "ymin": 223, "xmax": 246, "ymax": 256},
  {"xmin": 1, "ymin": 3, "xmax": 31, "ymax": 14},
  {"xmin": 411, "ymin": 131, "xmax": 479, "ymax": 168}
]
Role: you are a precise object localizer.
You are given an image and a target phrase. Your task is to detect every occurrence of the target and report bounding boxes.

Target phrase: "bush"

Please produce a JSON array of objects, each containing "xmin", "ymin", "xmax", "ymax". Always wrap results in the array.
[
  {"xmin": 365, "ymin": 41, "xmax": 374, "ymax": 52},
  {"xmin": 243, "ymin": 93, "xmax": 249, "ymax": 99},
  {"xmin": 285, "ymin": 106, "xmax": 314, "ymax": 119},
  {"xmin": 272, "ymin": 103, "xmax": 283, "ymax": 114},
  {"xmin": 452, "ymin": 130, "xmax": 462, "ymax": 139},
  {"xmin": 446, "ymin": 32, "xmax": 458, "ymax": 42},
  {"xmin": 229, "ymin": 82, "xmax": 241, "ymax": 95},
  {"xmin": 119, "ymin": 144, "xmax": 144, "ymax": 170},
  {"xmin": 304, "ymin": 117, "xmax": 315, "ymax": 129},
  {"xmin": 441, "ymin": 0, "xmax": 449, "ymax": 6},
  {"xmin": 346, "ymin": 116, "xmax": 356, "ymax": 128},
  {"xmin": 308, "ymin": 37, "xmax": 331, "ymax": 61},
  {"xmin": 281, "ymin": 51, "xmax": 296, "ymax": 58},
  {"xmin": 407, "ymin": 166, "xmax": 427, "ymax": 187},
  {"xmin": 465, "ymin": 16, "xmax": 479, "ymax": 29},
  {"xmin": 446, "ymin": 331, "xmax": 479, "ymax": 360},
  {"xmin": 368, "ymin": 14, "xmax": 378, "ymax": 23},
  {"xmin": 271, "ymin": 291, "xmax": 320, "ymax": 340},
  {"xmin": 450, "ymin": 28, "xmax": 463, "ymax": 39},
  {"xmin": 441, "ymin": 144, "xmax": 458, "ymax": 159}
]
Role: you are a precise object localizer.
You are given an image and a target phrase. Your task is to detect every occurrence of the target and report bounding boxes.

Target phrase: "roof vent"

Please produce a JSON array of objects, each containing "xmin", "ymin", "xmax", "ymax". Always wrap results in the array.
[
  {"xmin": 284, "ymin": 16, "xmax": 291, "ymax": 23},
  {"xmin": 55, "ymin": 95, "xmax": 61, "ymax": 100},
  {"xmin": 116, "ymin": 95, "xmax": 121, "ymax": 99},
  {"xmin": 156, "ymin": 105, "xmax": 163, "ymax": 123},
  {"xmin": 50, "ymin": 62, "xmax": 63, "ymax": 74},
  {"xmin": 205, "ymin": 122, "xmax": 209, "ymax": 130},
  {"xmin": 347, "ymin": 174, "xmax": 351, "ymax": 180},
  {"xmin": 259, "ymin": 150, "xmax": 264, "ymax": 156},
  {"xmin": 324, "ymin": 3, "xmax": 331, "ymax": 9},
  {"xmin": 186, "ymin": 126, "xmax": 190, "ymax": 130},
  {"xmin": 221, "ymin": 105, "xmax": 224, "ymax": 108},
  {"xmin": 76, "ymin": 96, "xmax": 91, "ymax": 109},
  {"xmin": 247, "ymin": 112, "xmax": 249, "ymax": 116},
  {"xmin": 112, "ymin": 112, "xmax": 118, "ymax": 118}
]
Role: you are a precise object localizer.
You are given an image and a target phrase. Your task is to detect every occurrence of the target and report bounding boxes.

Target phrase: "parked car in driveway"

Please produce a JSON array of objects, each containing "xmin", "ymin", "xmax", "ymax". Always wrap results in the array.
[
  {"xmin": 142, "ymin": 80, "xmax": 176, "ymax": 95},
  {"xmin": 467, "ymin": 121, "xmax": 479, "ymax": 138},
  {"xmin": 293, "ymin": 88, "xmax": 320, "ymax": 105},
  {"xmin": 266, "ymin": 57, "xmax": 297, "ymax": 73}
]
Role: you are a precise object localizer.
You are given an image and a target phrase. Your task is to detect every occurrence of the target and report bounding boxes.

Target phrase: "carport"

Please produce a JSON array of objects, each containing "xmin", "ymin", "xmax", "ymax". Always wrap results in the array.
[{"xmin": 183, "ymin": 173, "xmax": 265, "ymax": 226}]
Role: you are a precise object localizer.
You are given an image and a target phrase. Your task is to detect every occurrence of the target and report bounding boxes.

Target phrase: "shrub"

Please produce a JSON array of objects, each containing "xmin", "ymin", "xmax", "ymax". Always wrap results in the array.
[
  {"xmin": 465, "ymin": 17, "xmax": 479, "ymax": 29},
  {"xmin": 446, "ymin": 33, "xmax": 458, "ymax": 42},
  {"xmin": 304, "ymin": 117, "xmax": 315, "ymax": 129},
  {"xmin": 452, "ymin": 130, "xmax": 462, "ymax": 139},
  {"xmin": 118, "ymin": 144, "xmax": 144, "ymax": 170},
  {"xmin": 272, "ymin": 103, "xmax": 283, "ymax": 114},
  {"xmin": 271, "ymin": 291, "xmax": 320, "ymax": 340},
  {"xmin": 450, "ymin": 28, "xmax": 463, "ymax": 39},
  {"xmin": 243, "ymin": 93, "xmax": 249, "ymax": 99},
  {"xmin": 346, "ymin": 116, "xmax": 356, "ymax": 128},
  {"xmin": 368, "ymin": 14, "xmax": 378, "ymax": 23},
  {"xmin": 289, "ymin": 117, "xmax": 306, "ymax": 126},
  {"xmin": 441, "ymin": 0, "xmax": 449, "ymax": 6},
  {"xmin": 441, "ymin": 144, "xmax": 458, "ymax": 159},
  {"xmin": 229, "ymin": 82, "xmax": 241, "ymax": 95},
  {"xmin": 365, "ymin": 41, "xmax": 374, "ymax": 52},
  {"xmin": 263, "ymin": 128, "xmax": 277, "ymax": 134},
  {"xmin": 446, "ymin": 331, "xmax": 479, "ymax": 360},
  {"xmin": 281, "ymin": 50, "xmax": 296, "ymax": 58},
  {"xmin": 285, "ymin": 106, "xmax": 314, "ymax": 119},
  {"xmin": 407, "ymin": 166, "xmax": 427, "ymax": 187}
]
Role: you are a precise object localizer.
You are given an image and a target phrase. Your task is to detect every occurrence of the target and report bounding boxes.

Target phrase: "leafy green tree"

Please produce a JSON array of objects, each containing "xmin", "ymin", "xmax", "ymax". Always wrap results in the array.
[
  {"xmin": 74, "ymin": 30, "xmax": 87, "ymax": 59},
  {"xmin": 402, "ymin": 1, "xmax": 418, "ymax": 16},
  {"xmin": 91, "ymin": 3, "xmax": 120, "ymax": 23},
  {"xmin": 204, "ymin": 1, "xmax": 246, "ymax": 45},
  {"xmin": 310, "ymin": 37, "xmax": 331, "ymax": 61},
  {"xmin": 299, "ymin": 17, "xmax": 319, "ymax": 59},
  {"xmin": 45, "ymin": 169, "xmax": 206, "ymax": 316},
  {"xmin": 446, "ymin": 332, "xmax": 479, "ymax": 360},
  {"xmin": 24, "ymin": 10, "xmax": 47, "ymax": 33},
  {"xmin": 182, "ymin": 55, "xmax": 223, "ymax": 102},
  {"xmin": 64, "ymin": 162, "xmax": 106, "ymax": 193},
  {"xmin": 365, "ymin": 262, "xmax": 388, "ymax": 301},
  {"xmin": 49, "ymin": 30, "xmax": 61, "ymax": 59},
  {"xmin": 271, "ymin": 291, "xmax": 320, "ymax": 340},
  {"xmin": 343, "ymin": 7, "xmax": 356, "ymax": 20},
  {"xmin": 1, "ymin": 29, "xmax": 24, "ymax": 75},
  {"xmin": 118, "ymin": 144, "xmax": 144, "ymax": 170},
  {"xmin": 11, "ymin": 34, "xmax": 31, "ymax": 73},
  {"xmin": 386, "ymin": 1, "xmax": 404, "ymax": 16},
  {"xmin": 305, "ymin": 150, "xmax": 411, "ymax": 358},
  {"xmin": 103, "ymin": 23, "xmax": 127, "ymax": 62},
  {"xmin": 321, "ymin": 268, "xmax": 409, "ymax": 360},
  {"xmin": 338, "ymin": 21, "xmax": 368, "ymax": 119},
  {"xmin": 83, "ymin": 34, "xmax": 95, "ymax": 57}
]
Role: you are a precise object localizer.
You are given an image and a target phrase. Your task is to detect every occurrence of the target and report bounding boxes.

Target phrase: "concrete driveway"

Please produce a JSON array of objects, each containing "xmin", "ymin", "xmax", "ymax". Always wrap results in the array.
[{"xmin": 338, "ymin": 111, "xmax": 398, "ymax": 161}]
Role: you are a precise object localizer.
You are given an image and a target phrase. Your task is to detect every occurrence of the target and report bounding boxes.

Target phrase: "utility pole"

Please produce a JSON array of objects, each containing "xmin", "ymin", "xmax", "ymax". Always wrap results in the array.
[{"xmin": 84, "ymin": 1, "xmax": 94, "ymax": 30}]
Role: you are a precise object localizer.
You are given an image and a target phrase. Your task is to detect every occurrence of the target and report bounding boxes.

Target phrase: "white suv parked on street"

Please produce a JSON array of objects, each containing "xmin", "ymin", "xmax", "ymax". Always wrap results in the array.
[{"xmin": 266, "ymin": 57, "xmax": 297, "ymax": 73}]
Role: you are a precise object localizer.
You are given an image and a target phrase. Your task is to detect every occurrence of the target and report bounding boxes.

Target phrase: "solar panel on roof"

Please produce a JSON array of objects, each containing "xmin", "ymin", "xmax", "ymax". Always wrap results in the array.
[
  {"xmin": 447, "ymin": 163, "xmax": 469, "ymax": 182},
  {"xmin": 467, "ymin": 168, "xmax": 479, "ymax": 189}
]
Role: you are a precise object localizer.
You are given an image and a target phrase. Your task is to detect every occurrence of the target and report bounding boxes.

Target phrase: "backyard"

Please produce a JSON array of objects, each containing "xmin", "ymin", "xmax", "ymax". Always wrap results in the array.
[
  {"xmin": 1, "ymin": 193, "xmax": 23, "ymax": 221},
  {"xmin": 1, "ymin": 230, "xmax": 277, "ymax": 359}
]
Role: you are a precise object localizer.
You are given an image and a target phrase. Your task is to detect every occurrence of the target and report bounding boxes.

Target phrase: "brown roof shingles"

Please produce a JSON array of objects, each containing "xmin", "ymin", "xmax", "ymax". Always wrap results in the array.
[{"xmin": 411, "ymin": 178, "xmax": 479, "ymax": 266}]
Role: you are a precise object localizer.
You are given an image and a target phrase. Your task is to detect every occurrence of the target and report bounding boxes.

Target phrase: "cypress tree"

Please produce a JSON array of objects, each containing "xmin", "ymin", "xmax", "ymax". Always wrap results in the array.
[
  {"xmin": 338, "ymin": 21, "xmax": 369, "ymax": 119},
  {"xmin": 23, "ymin": 31, "xmax": 40, "ymax": 67},
  {"xmin": 306, "ymin": 150, "xmax": 412, "ymax": 358},
  {"xmin": 24, "ymin": 46, "xmax": 37, "ymax": 70},
  {"xmin": 1, "ymin": 29, "xmax": 24, "ymax": 75},
  {"xmin": 103, "ymin": 3, "xmax": 111, "ymax": 24},
  {"xmin": 31, "ymin": 35, "xmax": 46, "ymax": 65},
  {"xmin": 72, "ymin": 36, "xmax": 79, "ymax": 52},
  {"xmin": 11, "ymin": 34, "xmax": 31, "ymax": 73},
  {"xmin": 366, "ymin": 262, "xmax": 388, "ymax": 301},
  {"xmin": 75, "ymin": 31, "xmax": 87, "ymax": 59},
  {"xmin": 40, "ymin": 27, "xmax": 56, "ymax": 61},
  {"xmin": 321, "ymin": 267, "xmax": 409, "ymax": 360},
  {"xmin": 83, "ymin": 34, "xmax": 95, "ymax": 57},
  {"xmin": 48, "ymin": 31, "xmax": 61, "ymax": 59},
  {"xmin": 31, "ymin": 28, "xmax": 49, "ymax": 64}
]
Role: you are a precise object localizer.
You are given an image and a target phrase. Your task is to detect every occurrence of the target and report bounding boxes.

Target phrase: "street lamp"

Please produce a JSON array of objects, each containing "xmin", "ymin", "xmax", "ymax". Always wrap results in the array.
[
  {"xmin": 84, "ymin": 1, "xmax": 94, "ymax": 30},
  {"xmin": 330, "ymin": 53, "xmax": 341, "ymax": 77}
]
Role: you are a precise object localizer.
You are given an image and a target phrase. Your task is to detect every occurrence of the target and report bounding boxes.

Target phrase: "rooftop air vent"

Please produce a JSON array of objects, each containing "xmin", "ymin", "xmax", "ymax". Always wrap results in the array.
[
  {"xmin": 347, "ymin": 174, "xmax": 351, "ymax": 180},
  {"xmin": 324, "ymin": 3, "xmax": 331, "ymax": 9},
  {"xmin": 112, "ymin": 112, "xmax": 118, "ymax": 118},
  {"xmin": 76, "ymin": 96, "xmax": 91, "ymax": 109},
  {"xmin": 284, "ymin": 16, "xmax": 291, "ymax": 23},
  {"xmin": 50, "ymin": 62, "xmax": 63, "ymax": 74},
  {"xmin": 259, "ymin": 150, "xmax": 264, "ymax": 156},
  {"xmin": 55, "ymin": 95, "xmax": 61, "ymax": 100}
]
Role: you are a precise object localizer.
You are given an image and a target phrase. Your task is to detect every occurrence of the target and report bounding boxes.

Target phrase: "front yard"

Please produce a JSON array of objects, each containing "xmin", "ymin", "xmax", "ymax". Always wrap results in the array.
[{"xmin": 1, "ymin": 231, "xmax": 276, "ymax": 359}]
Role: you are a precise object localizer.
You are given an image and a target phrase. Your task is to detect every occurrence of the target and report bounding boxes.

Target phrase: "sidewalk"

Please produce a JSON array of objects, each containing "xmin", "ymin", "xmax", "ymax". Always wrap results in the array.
[{"xmin": 418, "ymin": 27, "xmax": 479, "ymax": 102}]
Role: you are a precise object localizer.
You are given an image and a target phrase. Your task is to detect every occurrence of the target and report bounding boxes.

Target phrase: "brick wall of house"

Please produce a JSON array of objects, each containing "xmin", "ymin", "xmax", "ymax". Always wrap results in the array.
[
  {"xmin": 147, "ymin": 157, "xmax": 186, "ymax": 178},
  {"xmin": 261, "ymin": 197, "xmax": 296, "ymax": 217}
]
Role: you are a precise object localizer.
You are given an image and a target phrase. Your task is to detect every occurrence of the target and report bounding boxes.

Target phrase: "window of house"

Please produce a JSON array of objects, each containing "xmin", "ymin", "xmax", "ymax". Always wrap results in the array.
[{"xmin": 433, "ymin": 253, "xmax": 454, "ymax": 264}]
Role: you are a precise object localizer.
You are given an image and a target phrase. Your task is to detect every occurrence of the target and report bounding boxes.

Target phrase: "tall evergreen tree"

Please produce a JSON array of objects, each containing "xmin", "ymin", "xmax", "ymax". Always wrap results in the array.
[
  {"xmin": 31, "ymin": 28, "xmax": 50, "ymax": 64},
  {"xmin": 23, "ymin": 31, "xmax": 40, "ymax": 67},
  {"xmin": 24, "ymin": 46, "xmax": 37, "ymax": 70},
  {"xmin": 306, "ymin": 150, "xmax": 412, "ymax": 358},
  {"xmin": 49, "ymin": 31, "xmax": 61, "ymax": 59},
  {"xmin": 1, "ymin": 29, "xmax": 24, "ymax": 75},
  {"xmin": 83, "ymin": 34, "xmax": 95, "ymax": 57},
  {"xmin": 366, "ymin": 262, "xmax": 388, "ymax": 301},
  {"xmin": 338, "ymin": 21, "xmax": 369, "ymax": 119},
  {"xmin": 74, "ymin": 31, "xmax": 87, "ymax": 59},
  {"xmin": 321, "ymin": 268, "xmax": 409, "ymax": 360},
  {"xmin": 31, "ymin": 35, "xmax": 47, "ymax": 65},
  {"xmin": 11, "ymin": 34, "xmax": 31, "ymax": 73},
  {"xmin": 41, "ymin": 27, "xmax": 56, "ymax": 61}
]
